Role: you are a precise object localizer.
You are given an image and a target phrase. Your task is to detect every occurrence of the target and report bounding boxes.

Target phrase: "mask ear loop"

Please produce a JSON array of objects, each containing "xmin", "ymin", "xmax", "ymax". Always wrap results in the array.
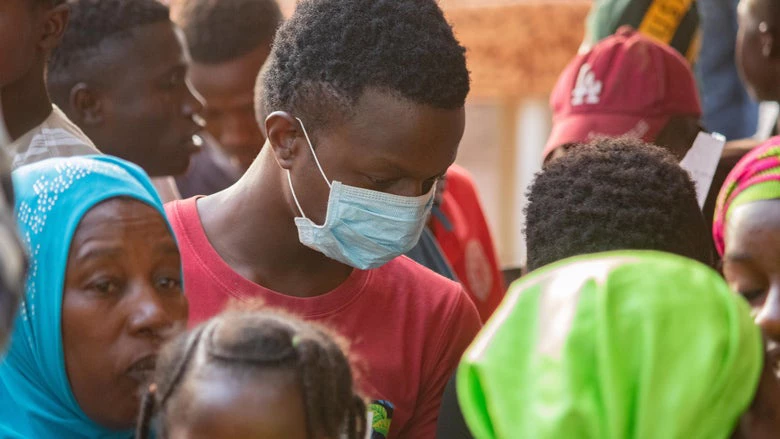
[
  {"xmin": 287, "ymin": 117, "xmax": 332, "ymax": 219},
  {"xmin": 295, "ymin": 117, "xmax": 331, "ymax": 189},
  {"xmin": 287, "ymin": 171, "xmax": 308, "ymax": 219}
]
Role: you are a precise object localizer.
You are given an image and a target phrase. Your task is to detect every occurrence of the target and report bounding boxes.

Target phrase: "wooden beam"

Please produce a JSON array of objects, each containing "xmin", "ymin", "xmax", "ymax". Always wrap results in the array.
[{"xmin": 445, "ymin": 1, "xmax": 591, "ymax": 99}]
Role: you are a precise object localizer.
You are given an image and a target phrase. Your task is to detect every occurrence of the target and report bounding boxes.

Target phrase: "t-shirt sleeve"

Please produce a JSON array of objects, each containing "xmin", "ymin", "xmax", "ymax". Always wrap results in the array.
[{"xmin": 399, "ymin": 287, "xmax": 482, "ymax": 438}]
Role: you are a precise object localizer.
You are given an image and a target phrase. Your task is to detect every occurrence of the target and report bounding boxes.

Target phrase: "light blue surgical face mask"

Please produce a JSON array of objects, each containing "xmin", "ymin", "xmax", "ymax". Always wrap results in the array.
[{"xmin": 287, "ymin": 117, "xmax": 435, "ymax": 270}]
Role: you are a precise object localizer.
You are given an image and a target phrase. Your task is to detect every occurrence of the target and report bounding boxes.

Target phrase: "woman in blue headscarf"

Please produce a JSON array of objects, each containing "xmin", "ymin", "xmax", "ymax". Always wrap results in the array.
[{"xmin": 0, "ymin": 155, "xmax": 189, "ymax": 438}]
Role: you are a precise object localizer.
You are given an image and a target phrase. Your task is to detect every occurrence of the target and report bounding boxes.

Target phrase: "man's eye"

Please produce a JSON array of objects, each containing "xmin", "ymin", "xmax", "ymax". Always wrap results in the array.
[
  {"xmin": 156, "ymin": 277, "xmax": 182, "ymax": 291},
  {"xmin": 740, "ymin": 289, "xmax": 767, "ymax": 304}
]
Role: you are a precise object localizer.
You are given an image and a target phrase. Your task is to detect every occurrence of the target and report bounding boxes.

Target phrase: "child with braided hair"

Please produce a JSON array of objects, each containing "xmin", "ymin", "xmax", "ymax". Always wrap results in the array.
[{"xmin": 136, "ymin": 310, "xmax": 367, "ymax": 439}]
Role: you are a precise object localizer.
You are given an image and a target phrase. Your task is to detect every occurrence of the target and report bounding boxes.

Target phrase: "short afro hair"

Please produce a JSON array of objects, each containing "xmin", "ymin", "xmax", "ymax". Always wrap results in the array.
[
  {"xmin": 171, "ymin": 0, "xmax": 282, "ymax": 64},
  {"xmin": 524, "ymin": 137, "xmax": 713, "ymax": 271},
  {"xmin": 259, "ymin": 0, "xmax": 470, "ymax": 132},
  {"xmin": 48, "ymin": 0, "xmax": 170, "ymax": 81}
]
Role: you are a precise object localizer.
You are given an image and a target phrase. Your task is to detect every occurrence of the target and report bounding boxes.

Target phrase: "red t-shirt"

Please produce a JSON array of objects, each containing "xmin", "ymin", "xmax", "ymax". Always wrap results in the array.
[
  {"xmin": 431, "ymin": 165, "xmax": 506, "ymax": 321},
  {"xmin": 165, "ymin": 198, "xmax": 482, "ymax": 438}
]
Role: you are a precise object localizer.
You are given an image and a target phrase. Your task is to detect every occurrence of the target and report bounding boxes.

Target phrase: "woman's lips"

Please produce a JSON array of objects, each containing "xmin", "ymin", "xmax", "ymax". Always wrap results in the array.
[{"xmin": 126, "ymin": 354, "xmax": 157, "ymax": 384}]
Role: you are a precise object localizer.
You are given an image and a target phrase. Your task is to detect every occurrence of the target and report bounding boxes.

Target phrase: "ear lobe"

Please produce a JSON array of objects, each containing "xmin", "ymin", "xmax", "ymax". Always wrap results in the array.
[
  {"xmin": 69, "ymin": 83, "xmax": 104, "ymax": 125},
  {"xmin": 265, "ymin": 111, "xmax": 301, "ymax": 170},
  {"xmin": 39, "ymin": 4, "xmax": 69, "ymax": 52}
]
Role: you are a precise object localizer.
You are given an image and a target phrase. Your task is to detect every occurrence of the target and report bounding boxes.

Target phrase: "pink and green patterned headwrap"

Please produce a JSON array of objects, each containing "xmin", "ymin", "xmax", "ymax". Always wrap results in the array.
[{"xmin": 713, "ymin": 136, "xmax": 780, "ymax": 256}]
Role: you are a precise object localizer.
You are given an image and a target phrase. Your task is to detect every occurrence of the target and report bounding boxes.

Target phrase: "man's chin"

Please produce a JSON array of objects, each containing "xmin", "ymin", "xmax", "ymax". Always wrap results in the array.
[{"xmin": 152, "ymin": 156, "xmax": 193, "ymax": 178}]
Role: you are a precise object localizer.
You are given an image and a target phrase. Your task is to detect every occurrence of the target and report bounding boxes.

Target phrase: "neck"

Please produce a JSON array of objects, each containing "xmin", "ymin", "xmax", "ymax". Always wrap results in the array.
[
  {"xmin": 1, "ymin": 59, "xmax": 52, "ymax": 140},
  {"xmin": 199, "ymin": 146, "xmax": 353, "ymax": 297}
]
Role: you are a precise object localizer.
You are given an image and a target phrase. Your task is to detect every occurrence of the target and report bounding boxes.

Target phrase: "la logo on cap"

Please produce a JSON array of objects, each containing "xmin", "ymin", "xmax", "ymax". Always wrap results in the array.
[{"xmin": 571, "ymin": 63, "xmax": 602, "ymax": 106}]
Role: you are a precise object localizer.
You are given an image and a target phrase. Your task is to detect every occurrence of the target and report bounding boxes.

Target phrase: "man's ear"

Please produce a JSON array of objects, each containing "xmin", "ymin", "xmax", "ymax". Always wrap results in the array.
[
  {"xmin": 69, "ymin": 83, "xmax": 104, "ymax": 126},
  {"xmin": 39, "ymin": 3, "xmax": 69, "ymax": 53},
  {"xmin": 265, "ymin": 111, "xmax": 302, "ymax": 170}
]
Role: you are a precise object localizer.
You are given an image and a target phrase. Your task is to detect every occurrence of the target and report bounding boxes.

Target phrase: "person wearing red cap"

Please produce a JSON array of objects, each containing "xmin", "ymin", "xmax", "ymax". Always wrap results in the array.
[{"xmin": 545, "ymin": 27, "xmax": 704, "ymax": 162}]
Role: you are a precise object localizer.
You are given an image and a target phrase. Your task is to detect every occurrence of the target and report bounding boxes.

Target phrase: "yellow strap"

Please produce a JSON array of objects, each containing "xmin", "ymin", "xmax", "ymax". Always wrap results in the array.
[{"xmin": 638, "ymin": 0, "xmax": 695, "ymax": 44}]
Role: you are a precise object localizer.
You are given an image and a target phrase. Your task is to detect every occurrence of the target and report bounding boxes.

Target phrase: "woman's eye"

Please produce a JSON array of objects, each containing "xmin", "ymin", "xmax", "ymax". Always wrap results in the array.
[{"xmin": 88, "ymin": 279, "xmax": 120, "ymax": 295}]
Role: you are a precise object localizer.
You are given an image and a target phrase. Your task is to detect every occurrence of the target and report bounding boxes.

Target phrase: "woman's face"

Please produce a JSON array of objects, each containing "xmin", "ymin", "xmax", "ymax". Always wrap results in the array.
[
  {"xmin": 724, "ymin": 200, "xmax": 780, "ymax": 373},
  {"xmin": 62, "ymin": 198, "xmax": 188, "ymax": 429}
]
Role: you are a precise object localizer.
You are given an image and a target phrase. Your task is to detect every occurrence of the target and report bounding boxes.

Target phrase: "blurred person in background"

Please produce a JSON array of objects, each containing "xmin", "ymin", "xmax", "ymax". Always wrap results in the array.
[
  {"xmin": 546, "ymin": 27, "xmax": 752, "ymax": 236},
  {"xmin": 545, "ymin": 28, "xmax": 703, "ymax": 164},
  {"xmin": 582, "ymin": 0, "xmax": 759, "ymax": 140},
  {"xmin": 171, "ymin": 0, "xmax": 283, "ymax": 197},
  {"xmin": 425, "ymin": 165, "xmax": 506, "ymax": 321},
  {"xmin": 47, "ymin": 0, "xmax": 203, "ymax": 202},
  {"xmin": 737, "ymin": 0, "xmax": 780, "ymax": 104},
  {"xmin": 0, "ymin": 0, "xmax": 99, "ymax": 167}
]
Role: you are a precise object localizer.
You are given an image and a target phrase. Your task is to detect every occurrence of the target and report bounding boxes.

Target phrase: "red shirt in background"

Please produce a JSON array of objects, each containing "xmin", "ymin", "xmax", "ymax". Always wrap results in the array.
[
  {"xmin": 431, "ymin": 165, "xmax": 506, "ymax": 321},
  {"xmin": 165, "ymin": 197, "xmax": 482, "ymax": 439}
]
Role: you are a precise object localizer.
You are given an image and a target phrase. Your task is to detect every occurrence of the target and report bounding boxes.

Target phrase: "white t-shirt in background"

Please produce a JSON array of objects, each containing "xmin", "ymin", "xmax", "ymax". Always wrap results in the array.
[
  {"xmin": 5, "ymin": 104, "xmax": 181, "ymax": 203},
  {"xmin": 6, "ymin": 105, "xmax": 99, "ymax": 169}
]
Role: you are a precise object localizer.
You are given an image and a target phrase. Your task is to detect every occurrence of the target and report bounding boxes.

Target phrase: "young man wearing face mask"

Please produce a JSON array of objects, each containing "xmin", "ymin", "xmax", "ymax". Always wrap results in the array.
[{"xmin": 164, "ymin": 0, "xmax": 481, "ymax": 437}]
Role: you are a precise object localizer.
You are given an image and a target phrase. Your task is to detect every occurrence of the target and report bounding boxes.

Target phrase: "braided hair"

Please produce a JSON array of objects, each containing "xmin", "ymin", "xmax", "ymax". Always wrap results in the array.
[{"xmin": 135, "ymin": 310, "xmax": 367, "ymax": 439}]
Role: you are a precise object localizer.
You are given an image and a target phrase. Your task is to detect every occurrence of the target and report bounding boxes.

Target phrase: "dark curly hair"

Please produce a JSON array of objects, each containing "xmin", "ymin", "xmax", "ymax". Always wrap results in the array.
[
  {"xmin": 47, "ymin": 0, "xmax": 170, "ymax": 81},
  {"xmin": 258, "ymin": 0, "xmax": 470, "ymax": 132},
  {"xmin": 525, "ymin": 137, "xmax": 713, "ymax": 271},
  {"xmin": 171, "ymin": 0, "xmax": 282, "ymax": 64},
  {"xmin": 135, "ymin": 310, "xmax": 367, "ymax": 439}
]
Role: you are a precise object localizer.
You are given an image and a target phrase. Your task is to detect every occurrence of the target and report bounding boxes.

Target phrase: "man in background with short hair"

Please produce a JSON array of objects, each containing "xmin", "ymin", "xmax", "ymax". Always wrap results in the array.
[
  {"xmin": 47, "ymin": 0, "xmax": 204, "ymax": 202},
  {"xmin": 171, "ymin": 0, "xmax": 282, "ymax": 197},
  {"xmin": 0, "ymin": 0, "xmax": 99, "ymax": 168}
]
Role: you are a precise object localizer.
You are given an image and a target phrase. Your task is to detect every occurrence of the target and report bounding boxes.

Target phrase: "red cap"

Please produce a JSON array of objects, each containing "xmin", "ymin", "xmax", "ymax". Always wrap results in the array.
[{"xmin": 543, "ymin": 27, "xmax": 702, "ymax": 159}]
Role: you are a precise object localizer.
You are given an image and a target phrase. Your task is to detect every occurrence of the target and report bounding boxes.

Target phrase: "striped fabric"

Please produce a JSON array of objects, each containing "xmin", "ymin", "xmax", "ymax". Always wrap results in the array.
[
  {"xmin": 713, "ymin": 136, "xmax": 780, "ymax": 256},
  {"xmin": 585, "ymin": 0, "xmax": 701, "ymax": 63}
]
